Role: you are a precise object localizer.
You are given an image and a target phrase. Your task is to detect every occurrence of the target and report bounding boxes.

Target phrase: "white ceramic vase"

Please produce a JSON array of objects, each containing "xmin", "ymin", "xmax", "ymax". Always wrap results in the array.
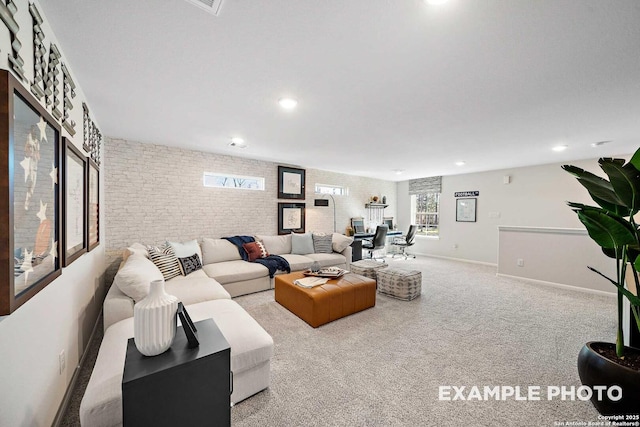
[{"xmin": 133, "ymin": 279, "xmax": 179, "ymax": 356}]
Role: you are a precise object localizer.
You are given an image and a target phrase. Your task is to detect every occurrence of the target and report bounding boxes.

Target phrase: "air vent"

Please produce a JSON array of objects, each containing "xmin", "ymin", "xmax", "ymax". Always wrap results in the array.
[{"xmin": 184, "ymin": 0, "xmax": 224, "ymax": 16}]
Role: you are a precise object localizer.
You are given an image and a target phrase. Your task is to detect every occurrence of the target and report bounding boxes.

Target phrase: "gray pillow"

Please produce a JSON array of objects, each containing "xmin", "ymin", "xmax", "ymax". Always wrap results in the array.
[
  {"xmin": 291, "ymin": 233, "xmax": 314, "ymax": 255},
  {"xmin": 313, "ymin": 234, "xmax": 333, "ymax": 254}
]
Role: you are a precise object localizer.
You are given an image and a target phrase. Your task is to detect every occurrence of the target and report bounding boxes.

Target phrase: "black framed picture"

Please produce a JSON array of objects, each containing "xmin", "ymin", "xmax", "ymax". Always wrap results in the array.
[
  {"xmin": 87, "ymin": 159, "xmax": 99, "ymax": 251},
  {"xmin": 278, "ymin": 166, "xmax": 305, "ymax": 200},
  {"xmin": 0, "ymin": 70, "xmax": 62, "ymax": 315},
  {"xmin": 456, "ymin": 198, "xmax": 477, "ymax": 222},
  {"xmin": 62, "ymin": 138, "xmax": 87, "ymax": 266},
  {"xmin": 278, "ymin": 203, "xmax": 306, "ymax": 235}
]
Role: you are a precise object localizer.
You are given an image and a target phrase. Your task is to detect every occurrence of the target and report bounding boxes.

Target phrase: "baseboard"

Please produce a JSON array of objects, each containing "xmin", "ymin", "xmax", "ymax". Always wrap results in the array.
[
  {"xmin": 52, "ymin": 312, "xmax": 103, "ymax": 427},
  {"xmin": 496, "ymin": 273, "xmax": 616, "ymax": 298},
  {"xmin": 410, "ymin": 252, "xmax": 498, "ymax": 267}
]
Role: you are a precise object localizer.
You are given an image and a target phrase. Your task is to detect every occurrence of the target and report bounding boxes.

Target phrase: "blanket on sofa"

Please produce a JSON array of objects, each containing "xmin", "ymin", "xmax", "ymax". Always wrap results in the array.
[{"xmin": 223, "ymin": 236, "xmax": 291, "ymax": 278}]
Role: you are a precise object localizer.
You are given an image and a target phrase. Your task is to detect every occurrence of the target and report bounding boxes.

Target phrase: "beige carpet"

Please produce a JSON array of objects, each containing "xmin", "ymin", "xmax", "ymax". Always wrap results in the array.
[
  {"xmin": 230, "ymin": 256, "xmax": 615, "ymax": 427},
  {"xmin": 60, "ymin": 256, "xmax": 616, "ymax": 426}
]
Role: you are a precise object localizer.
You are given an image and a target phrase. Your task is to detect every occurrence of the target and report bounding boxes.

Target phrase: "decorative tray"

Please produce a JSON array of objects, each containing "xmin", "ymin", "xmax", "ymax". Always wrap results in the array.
[{"xmin": 303, "ymin": 268, "xmax": 348, "ymax": 278}]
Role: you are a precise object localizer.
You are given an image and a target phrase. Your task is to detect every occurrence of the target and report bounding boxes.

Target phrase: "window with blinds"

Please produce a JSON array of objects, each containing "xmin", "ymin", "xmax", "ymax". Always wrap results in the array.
[{"xmin": 409, "ymin": 177, "xmax": 441, "ymax": 236}]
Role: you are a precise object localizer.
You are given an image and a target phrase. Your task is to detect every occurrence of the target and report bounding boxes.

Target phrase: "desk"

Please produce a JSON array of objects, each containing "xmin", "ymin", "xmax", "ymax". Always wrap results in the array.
[
  {"xmin": 350, "ymin": 231, "xmax": 403, "ymax": 261},
  {"xmin": 122, "ymin": 319, "xmax": 231, "ymax": 427}
]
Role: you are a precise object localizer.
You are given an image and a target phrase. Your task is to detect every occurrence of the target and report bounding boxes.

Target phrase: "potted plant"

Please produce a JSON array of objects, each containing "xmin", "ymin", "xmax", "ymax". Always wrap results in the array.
[{"xmin": 563, "ymin": 151, "xmax": 640, "ymax": 415}]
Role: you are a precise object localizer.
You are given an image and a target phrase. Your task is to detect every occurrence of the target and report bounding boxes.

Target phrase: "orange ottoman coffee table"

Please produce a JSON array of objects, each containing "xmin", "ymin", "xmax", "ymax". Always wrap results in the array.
[{"xmin": 274, "ymin": 272, "xmax": 376, "ymax": 328}]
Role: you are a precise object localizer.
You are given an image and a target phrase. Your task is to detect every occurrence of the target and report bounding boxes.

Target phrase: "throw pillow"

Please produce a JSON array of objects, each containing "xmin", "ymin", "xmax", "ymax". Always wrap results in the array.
[
  {"xmin": 167, "ymin": 239, "xmax": 202, "ymax": 264},
  {"xmin": 291, "ymin": 233, "xmax": 314, "ymax": 255},
  {"xmin": 123, "ymin": 242, "xmax": 148, "ymax": 261},
  {"xmin": 177, "ymin": 253, "xmax": 203, "ymax": 276},
  {"xmin": 312, "ymin": 233, "xmax": 333, "ymax": 254},
  {"xmin": 147, "ymin": 244, "xmax": 181, "ymax": 281},
  {"xmin": 242, "ymin": 241, "xmax": 269, "ymax": 262},
  {"xmin": 332, "ymin": 233, "xmax": 354, "ymax": 253},
  {"xmin": 255, "ymin": 234, "xmax": 292, "ymax": 255},
  {"xmin": 114, "ymin": 254, "xmax": 163, "ymax": 302}
]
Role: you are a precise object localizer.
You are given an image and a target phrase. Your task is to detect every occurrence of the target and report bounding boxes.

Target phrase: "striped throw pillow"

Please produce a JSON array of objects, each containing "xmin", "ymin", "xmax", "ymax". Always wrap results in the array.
[
  {"xmin": 147, "ymin": 243, "xmax": 181, "ymax": 281},
  {"xmin": 312, "ymin": 233, "xmax": 333, "ymax": 254}
]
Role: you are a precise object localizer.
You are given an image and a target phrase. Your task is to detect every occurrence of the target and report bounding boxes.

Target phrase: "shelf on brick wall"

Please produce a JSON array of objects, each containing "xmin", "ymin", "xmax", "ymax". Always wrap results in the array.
[{"xmin": 365, "ymin": 203, "xmax": 388, "ymax": 209}]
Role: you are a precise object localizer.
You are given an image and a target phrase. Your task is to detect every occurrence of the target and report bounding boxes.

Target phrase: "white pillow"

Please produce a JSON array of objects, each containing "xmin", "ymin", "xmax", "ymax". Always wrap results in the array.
[
  {"xmin": 291, "ymin": 233, "xmax": 314, "ymax": 255},
  {"xmin": 201, "ymin": 238, "xmax": 242, "ymax": 264},
  {"xmin": 113, "ymin": 254, "xmax": 163, "ymax": 302},
  {"xmin": 255, "ymin": 234, "xmax": 292, "ymax": 255},
  {"xmin": 332, "ymin": 233, "xmax": 354, "ymax": 253},
  {"xmin": 167, "ymin": 239, "xmax": 202, "ymax": 264},
  {"xmin": 122, "ymin": 242, "xmax": 149, "ymax": 261}
]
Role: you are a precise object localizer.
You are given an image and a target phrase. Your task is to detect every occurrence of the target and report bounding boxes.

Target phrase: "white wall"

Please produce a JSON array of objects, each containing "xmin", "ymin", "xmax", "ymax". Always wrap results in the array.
[
  {"xmin": 104, "ymin": 138, "xmax": 396, "ymax": 284},
  {"xmin": 0, "ymin": 2, "xmax": 106, "ymax": 426},
  {"xmin": 396, "ymin": 157, "xmax": 613, "ymax": 265}
]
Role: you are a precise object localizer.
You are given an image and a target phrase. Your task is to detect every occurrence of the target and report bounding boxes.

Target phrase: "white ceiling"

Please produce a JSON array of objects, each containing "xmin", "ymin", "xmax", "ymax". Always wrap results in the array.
[{"xmin": 40, "ymin": 0, "xmax": 640, "ymax": 181}]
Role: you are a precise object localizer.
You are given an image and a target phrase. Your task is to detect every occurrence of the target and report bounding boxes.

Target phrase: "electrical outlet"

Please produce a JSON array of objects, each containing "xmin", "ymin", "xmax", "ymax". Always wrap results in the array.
[
  {"xmin": 59, "ymin": 350, "xmax": 66, "ymax": 375},
  {"xmin": 517, "ymin": 258, "xmax": 524, "ymax": 267}
]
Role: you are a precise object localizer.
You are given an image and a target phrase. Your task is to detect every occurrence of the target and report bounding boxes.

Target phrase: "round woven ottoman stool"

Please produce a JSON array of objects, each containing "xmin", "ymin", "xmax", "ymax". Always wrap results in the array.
[
  {"xmin": 376, "ymin": 267, "xmax": 422, "ymax": 300},
  {"xmin": 350, "ymin": 259, "xmax": 389, "ymax": 280}
]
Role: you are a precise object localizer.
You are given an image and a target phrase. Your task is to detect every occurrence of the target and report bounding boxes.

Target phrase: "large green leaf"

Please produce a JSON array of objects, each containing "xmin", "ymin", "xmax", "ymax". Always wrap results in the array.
[
  {"xmin": 570, "ymin": 205, "xmax": 636, "ymax": 249},
  {"xmin": 629, "ymin": 147, "xmax": 640, "ymax": 171},
  {"xmin": 562, "ymin": 165, "xmax": 624, "ymax": 207},
  {"xmin": 600, "ymin": 159, "xmax": 640, "ymax": 215}
]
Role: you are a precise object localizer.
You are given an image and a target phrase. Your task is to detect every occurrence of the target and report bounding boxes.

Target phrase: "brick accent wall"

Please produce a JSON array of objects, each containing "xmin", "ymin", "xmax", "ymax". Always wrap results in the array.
[{"xmin": 105, "ymin": 138, "xmax": 396, "ymax": 283}]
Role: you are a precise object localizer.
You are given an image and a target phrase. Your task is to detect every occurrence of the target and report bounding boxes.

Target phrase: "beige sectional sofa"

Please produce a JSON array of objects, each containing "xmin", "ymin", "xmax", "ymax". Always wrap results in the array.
[
  {"xmin": 104, "ymin": 233, "xmax": 352, "ymax": 330},
  {"xmin": 81, "ymin": 233, "xmax": 352, "ymax": 427}
]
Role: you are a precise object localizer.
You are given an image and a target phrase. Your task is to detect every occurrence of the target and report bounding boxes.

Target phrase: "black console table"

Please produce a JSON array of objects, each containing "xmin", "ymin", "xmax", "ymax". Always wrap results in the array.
[{"xmin": 122, "ymin": 318, "xmax": 231, "ymax": 427}]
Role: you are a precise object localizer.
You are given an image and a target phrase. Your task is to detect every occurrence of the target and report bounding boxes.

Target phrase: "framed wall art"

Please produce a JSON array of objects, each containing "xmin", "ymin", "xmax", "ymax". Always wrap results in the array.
[
  {"xmin": 278, "ymin": 203, "xmax": 306, "ymax": 235},
  {"xmin": 87, "ymin": 159, "xmax": 100, "ymax": 251},
  {"xmin": 278, "ymin": 166, "xmax": 305, "ymax": 200},
  {"xmin": 0, "ymin": 70, "xmax": 62, "ymax": 315},
  {"xmin": 456, "ymin": 198, "xmax": 477, "ymax": 222},
  {"xmin": 62, "ymin": 138, "xmax": 87, "ymax": 266}
]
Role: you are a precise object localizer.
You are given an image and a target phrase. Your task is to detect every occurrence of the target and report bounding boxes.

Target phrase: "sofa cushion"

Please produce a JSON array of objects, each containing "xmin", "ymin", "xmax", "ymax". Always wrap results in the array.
[
  {"xmin": 255, "ymin": 234, "xmax": 291, "ymax": 255},
  {"xmin": 147, "ymin": 243, "xmax": 181, "ymax": 281},
  {"xmin": 177, "ymin": 253, "xmax": 203, "ymax": 276},
  {"xmin": 312, "ymin": 233, "xmax": 333, "ymax": 254},
  {"xmin": 291, "ymin": 233, "xmax": 314, "ymax": 255},
  {"xmin": 332, "ymin": 233, "xmax": 354, "ymax": 253},
  {"xmin": 165, "ymin": 270, "xmax": 230, "ymax": 303},
  {"xmin": 278, "ymin": 254, "xmax": 314, "ymax": 272},
  {"xmin": 201, "ymin": 238, "xmax": 242, "ymax": 264},
  {"xmin": 167, "ymin": 239, "xmax": 203, "ymax": 264},
  {"xmin": 305, "ymin": 253, "xmax": 347, "ymax": 267},
  {"xmin": 202, "ymin": 260, "xmax": 269, "ymax": 285},
  {"xmin": 113, "ymin": 254, "xmax": 163, "ymax": 303},
  {"xmin": 123, "ymin": 243, "xmax": 148, "ymax": 261},
  {"xmin": 242, "ymin": 241, "xmax": 269, "ymax": 262}
]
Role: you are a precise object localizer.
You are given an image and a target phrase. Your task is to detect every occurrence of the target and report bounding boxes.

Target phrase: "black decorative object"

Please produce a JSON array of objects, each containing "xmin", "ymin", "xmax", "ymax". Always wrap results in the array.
[
  {"xmin": 0, "ymin": 70, "xmax": 62, "ymax": 315},
  {"xmin": 177, "ymin": 302, "xmax": 199, "ymax": 348},
  {"xmin": 278, "ymin": 202, "xmax": 306, "ymax": 235},
  {"xmin": 278, "ymin": 166, "xmax": 305, "ymax": 200}
]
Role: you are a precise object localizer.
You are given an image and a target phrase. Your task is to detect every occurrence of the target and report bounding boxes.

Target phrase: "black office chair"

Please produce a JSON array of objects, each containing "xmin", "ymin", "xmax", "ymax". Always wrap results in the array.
[
  {"xmin": 392, "ymin": 225, "xmax": 417, "ymax": 260},
  {"xmin": 362, "ymin": 225, "xmax": 388, "ymax": 262}
]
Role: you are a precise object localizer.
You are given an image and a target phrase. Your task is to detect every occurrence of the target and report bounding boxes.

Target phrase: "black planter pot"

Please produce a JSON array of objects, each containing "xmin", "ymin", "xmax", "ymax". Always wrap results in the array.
[{"xmin": 577, "ymin": 341, "xmax": 640, "ymax": 415}]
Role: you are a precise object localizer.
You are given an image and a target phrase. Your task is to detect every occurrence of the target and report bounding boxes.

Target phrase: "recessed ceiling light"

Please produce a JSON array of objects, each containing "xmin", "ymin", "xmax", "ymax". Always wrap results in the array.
[
  {"xmin": 278, "ymin": 98, "xmax": 298, "ymax": 110},
  {"xmin": 455, "ymin": 161, "xmax": 466, "ymax": 166},
  {"xmin": 552, "ymin": 145, "xmax": 568, "ymax": 152},
  {"xmin": 229, "ymin": 137, "xmax": 246, "ymax": 148},
  {"xmin": 394, "ymin": 169, "xmax": 404, "ymax": 175}
]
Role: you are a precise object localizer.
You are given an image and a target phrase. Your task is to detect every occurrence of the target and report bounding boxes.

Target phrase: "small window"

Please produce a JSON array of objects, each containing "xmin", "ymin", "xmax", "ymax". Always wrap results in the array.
[
  {"xmin": 203, "ymin": 172, "xmax": 265, "ymax": 190},
  {"xmin": 411, "ymin": 193, "xmax": 440, "ymax": 236},
  {"xmin": 315, "ymin": 183, "xmax": 348, "ymax": 196}
]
